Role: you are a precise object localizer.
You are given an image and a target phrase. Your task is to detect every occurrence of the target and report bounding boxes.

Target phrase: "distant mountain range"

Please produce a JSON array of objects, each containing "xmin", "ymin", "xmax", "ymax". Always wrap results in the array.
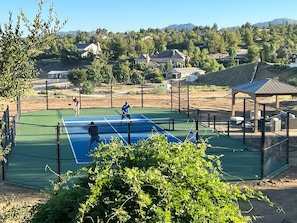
[
  {"xmin": 253, "ymin": 18, "xmax": 297, "ymax": 28},
  {"xmin": 165, "ymin": 18, "xmax": 297, "ymax": 31},
  {"xmin": 58, "ymin": 18, "xmax": 297, "ymax": 35}
]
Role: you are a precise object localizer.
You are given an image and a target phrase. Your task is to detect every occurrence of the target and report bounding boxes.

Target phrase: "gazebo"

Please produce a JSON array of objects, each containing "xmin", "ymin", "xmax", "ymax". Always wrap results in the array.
[{"xmin": 231, "ymin": 78, "xmax": 297, "ymax": 132}]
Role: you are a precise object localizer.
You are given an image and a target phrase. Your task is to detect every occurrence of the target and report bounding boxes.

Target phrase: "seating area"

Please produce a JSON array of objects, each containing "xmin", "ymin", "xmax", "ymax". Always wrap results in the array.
[{"xmin": 230, "ymin": 110, "xmax": 297, "ymax": 132}]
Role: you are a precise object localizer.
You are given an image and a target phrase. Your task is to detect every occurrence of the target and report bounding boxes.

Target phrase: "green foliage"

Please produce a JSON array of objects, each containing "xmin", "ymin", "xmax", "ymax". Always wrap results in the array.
[
  {"xmin": 130, "ymin": 70, "xmax": 144, "ymax": 84},
  {"xmin": 267, "ymin": 64, "xmax": 290, "ymax": 74},
  {"xmin": 67, "ymin": 68, "xmax": 88, "ymax": 87},
  {"xmin": 86, "ymin": 58, "xmax": 105, "ymax": 85},
  {"xmin": 151, "ymin": 86, "xmax": 169, "ymax": 94},
  {"xmin": 81, "ymin": 81, "xmax": 95, "ymax": 94},
  {"xmin": 0, "ymin": 0, "xmax": 66, "ymax": 100},
  {"xmin": 0, "ymin": 196, "xmax": 34, "ymax": 223},
  {"xmin": 31, "ymin": 135, "xmax": 272, "ymax": 223},
  {"xmin": 288, "ymin": 77, "xmax": 297, "ymax": 86},
  {"xmin": 112, "ymin": 60, "xmax": 131, "ymax": 83},
  {"xmin": 59, "ymin": 43, "xmax": 81, "ymax": 64}
]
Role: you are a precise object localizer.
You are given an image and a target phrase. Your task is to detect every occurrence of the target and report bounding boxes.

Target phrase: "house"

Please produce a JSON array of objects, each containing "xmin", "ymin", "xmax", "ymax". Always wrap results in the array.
[
  {"xmin": 75, "ymin": 43, "xmax": 101, "ymax": 58},
  {"xmin": 134, "ymin": 49, "xmax": 190, "ymax": 68},
  {"xmin": 47, "ymin": 70, "xmax": 69, "ymax": 79},
  {"xmin": 134, "ymin": 54, "xmax": 151, "ymax": 64},
  {"xmin": 165, "ymin": 67, "xmax": 206, "ymax": 80},
  {"xmin": 209, "ymin": 49, "xmax": 248, "ymax": 63},
  {"xmin": 289, "ymin": 58, "xmax": 297, "ymax": 68},
  {"xmin": 151, "ymin": 49, "xmax": 190, "ymax": 67}
]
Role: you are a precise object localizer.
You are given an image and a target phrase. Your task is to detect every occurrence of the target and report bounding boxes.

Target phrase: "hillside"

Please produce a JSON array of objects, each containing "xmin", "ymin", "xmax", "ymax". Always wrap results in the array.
[
  {"xmin": 197, "ymin": 62, "xmax": 297, "ymax": 87},
  {"xmin": 36, "ymin": 59, "xmax": 297, "ymax": 88}
]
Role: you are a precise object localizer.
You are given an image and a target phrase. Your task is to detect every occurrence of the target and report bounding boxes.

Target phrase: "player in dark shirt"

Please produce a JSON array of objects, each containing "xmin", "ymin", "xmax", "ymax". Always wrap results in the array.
[{"xmin": 88, "ymin": 121, "xmax": 100, "ymax": 152}]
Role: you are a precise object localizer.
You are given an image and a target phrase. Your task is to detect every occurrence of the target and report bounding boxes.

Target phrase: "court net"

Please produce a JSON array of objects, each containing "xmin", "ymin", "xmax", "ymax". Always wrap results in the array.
[{"xmin": 61, "ymin": 117, "xmax": 174, "ymax": 135}]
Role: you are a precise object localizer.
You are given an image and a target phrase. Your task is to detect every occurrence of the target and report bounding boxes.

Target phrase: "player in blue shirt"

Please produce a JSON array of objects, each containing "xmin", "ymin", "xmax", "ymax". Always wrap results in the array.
[{"xmin": 121, "ymin": 101, "xmax": 131, "ymax": 123}]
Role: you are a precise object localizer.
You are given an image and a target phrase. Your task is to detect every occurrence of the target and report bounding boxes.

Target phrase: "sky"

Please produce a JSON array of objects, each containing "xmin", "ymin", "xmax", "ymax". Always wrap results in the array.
[{"xmin": 0, "ymin": 0, "xmax": 297, "ymax": 33}]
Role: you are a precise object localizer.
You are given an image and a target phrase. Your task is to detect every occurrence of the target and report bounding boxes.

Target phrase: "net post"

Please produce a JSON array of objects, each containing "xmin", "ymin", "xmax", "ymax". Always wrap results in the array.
[
  {"xmin": 171, "ymin": 118, "xmax": 174, "ymax": 131},
  {"xmin": 195, "ymin": 119, "xmax": 199, "ymax": 143},
  {"xmin": 127, "ymin": 122, "xmax": 131, "ymax": 145}
]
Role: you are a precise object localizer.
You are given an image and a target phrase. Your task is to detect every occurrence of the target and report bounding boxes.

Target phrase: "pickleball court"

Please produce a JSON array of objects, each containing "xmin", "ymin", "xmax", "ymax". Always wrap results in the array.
[{"xmin": 62, "ymin": 114, "xmax": 181, "ymax": 164}]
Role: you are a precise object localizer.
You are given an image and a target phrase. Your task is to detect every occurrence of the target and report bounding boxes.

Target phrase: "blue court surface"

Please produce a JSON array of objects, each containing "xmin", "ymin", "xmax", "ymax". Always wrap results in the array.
[{"xmin": 62, "ymin": 114, "xmax": 181, "ymax": 164}]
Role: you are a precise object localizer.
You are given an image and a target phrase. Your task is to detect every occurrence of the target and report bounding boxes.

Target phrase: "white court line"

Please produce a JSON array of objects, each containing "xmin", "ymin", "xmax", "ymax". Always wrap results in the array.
[
  {"xmin": 62, "ymin": 118, "xmax": 80, "ymax": 164},
  {"xmin": 103, "ymin": 117, "xmax": 128, "ymax": 144},
  {"xmin": 140, "ymin": 114, "xmax": 181, "ymax": 142}
]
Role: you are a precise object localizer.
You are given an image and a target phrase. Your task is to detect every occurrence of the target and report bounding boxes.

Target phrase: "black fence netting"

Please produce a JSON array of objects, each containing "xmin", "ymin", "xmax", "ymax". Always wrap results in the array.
[
  {"xmin": 1, "ymin": 105, "xmax": 19, "ymax": 181},
  {"xmin": 1, "ymin": 81, "xmax": 295, "ymax": 185}
]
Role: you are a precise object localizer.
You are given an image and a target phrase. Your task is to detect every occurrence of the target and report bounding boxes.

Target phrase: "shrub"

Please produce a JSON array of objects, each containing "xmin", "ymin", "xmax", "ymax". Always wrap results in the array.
[
  {"xmin": 81, "ymin": 81, "xmax": 95, "ymax": 94},
  {"xmin": 31, "ymin": 135, "xmax": 272, "ymax": 223}
]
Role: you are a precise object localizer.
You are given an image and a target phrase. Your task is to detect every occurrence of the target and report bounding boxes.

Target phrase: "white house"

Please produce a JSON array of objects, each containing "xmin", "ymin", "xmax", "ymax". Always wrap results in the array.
[
  {"xmin": 75, "ymin": 43, "xmax": 101, "ymax": 58},
  {"xmin": 289, "ymin": 58, "xmax": 297, "ymax": 68},
  {"xmin": 165, "ymin": 67, "xmax": 206, "ymax": 80},
  {"xmin": 47, "ymin": 70, "xmax": 69, "ymax": 79}
]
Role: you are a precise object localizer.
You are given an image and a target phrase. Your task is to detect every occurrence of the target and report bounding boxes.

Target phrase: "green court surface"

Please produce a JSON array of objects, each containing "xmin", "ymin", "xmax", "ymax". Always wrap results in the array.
[{"xmin": 5, "ymin": 108, "xmax": 265, "ymax": 189}]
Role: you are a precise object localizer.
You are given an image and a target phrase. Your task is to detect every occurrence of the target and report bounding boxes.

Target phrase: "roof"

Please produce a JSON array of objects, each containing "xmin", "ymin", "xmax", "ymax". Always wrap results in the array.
[
  {"xmin": 152, "ymin": 49, "xmax": 186, "ymax": 59},
  {"xmin": 232, "ymin": 78, "xmax": 297, "ymax": 96},
  {"xmin": 75, "ymin": 43, "xmax": 90, "ymax": 49},
  {"xmin": 135, "ymin": 54, "xmax": 150, "ymax": 60},
  {"xmin": 47, "ymin": 70, "xmax": 69, "ymax": 75},
  {"xmin": 170, "ymin": 67, "xmax": 205, "ymax": 74}
]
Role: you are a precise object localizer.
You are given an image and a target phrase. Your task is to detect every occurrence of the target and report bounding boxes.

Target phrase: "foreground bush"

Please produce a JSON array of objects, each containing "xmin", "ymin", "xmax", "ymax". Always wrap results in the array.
[{"xmin": 31, "ymin": 135, "xmax": 271, "ymax": 223}]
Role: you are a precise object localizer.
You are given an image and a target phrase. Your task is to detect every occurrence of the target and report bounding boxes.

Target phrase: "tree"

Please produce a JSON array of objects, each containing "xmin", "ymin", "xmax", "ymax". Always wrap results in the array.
[
  {"xmin": 242, "ymin": 29, "xmax": 254, "ymax": 48},
  {"xmin": 247, "ymin": 44, "xmax": 261, "ymax": 62},
  {"xmin": 204, "ymin": 30, "xmax": 226, "ymax": 53},
  {"xmin": 67, "ymin": 68, "xmax": 87, "ymax": 87},
  {"xmin": 0, "ymin": 0, "xmax": 66, "ymax": 100},
  {"xmin": 112, "ymin": 60, "xmax": 131, "ymax": 83},
  {"xmin": 262, "ymin": 42, "xmax": 278, "ymax": 63},
  {"xmin": 86, "ymin": 58, "xmax": 105, "ymax": 85},
  {"xmin": 31, "ymin": 135, "xmax": 272, "ymax": 223},
  {"xmin": 60, "ymin": 42, "xmax": 81, "ymax": 64},
  {"xmin": 228, "ymin": 46, "xmax": 237, "ymax": 59}
]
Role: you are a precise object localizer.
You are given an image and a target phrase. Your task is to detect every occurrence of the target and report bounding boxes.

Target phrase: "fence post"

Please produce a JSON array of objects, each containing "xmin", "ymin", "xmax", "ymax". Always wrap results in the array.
[
  {"xmin": 178, "ymin": 81, "xmax": 181, "ymax": 113},
  {"xmin": 141, "ymin": 83, "xmax": 144, "ymax": 108},
  {"xmin": 56, "ymin": 123, "xmax": 61, "ymax": 182},
  {"xmin": 46, "ymin": 80, "xmax": 49, "ymax": 110},
  {"xmin": 110, "ymin": 82, "xmax": 113, "ymax": 108},
  {"xmin": 170, "ymin": 83, "xmax": 173, "ymax": 111},
  {"xmin": 286, "ymin": 112, "xmax": 290, "ymax": 165},
  {"xmin": 187, "ymin": 84, "xmax": 189, "ymax": 117},
  {"xmin": 260, "ymin": 104, "xmax": 266, "ymax": 179},
  {"xmin": 243, "ymin": 99, "xmax": 246, "ymax": 144}
]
